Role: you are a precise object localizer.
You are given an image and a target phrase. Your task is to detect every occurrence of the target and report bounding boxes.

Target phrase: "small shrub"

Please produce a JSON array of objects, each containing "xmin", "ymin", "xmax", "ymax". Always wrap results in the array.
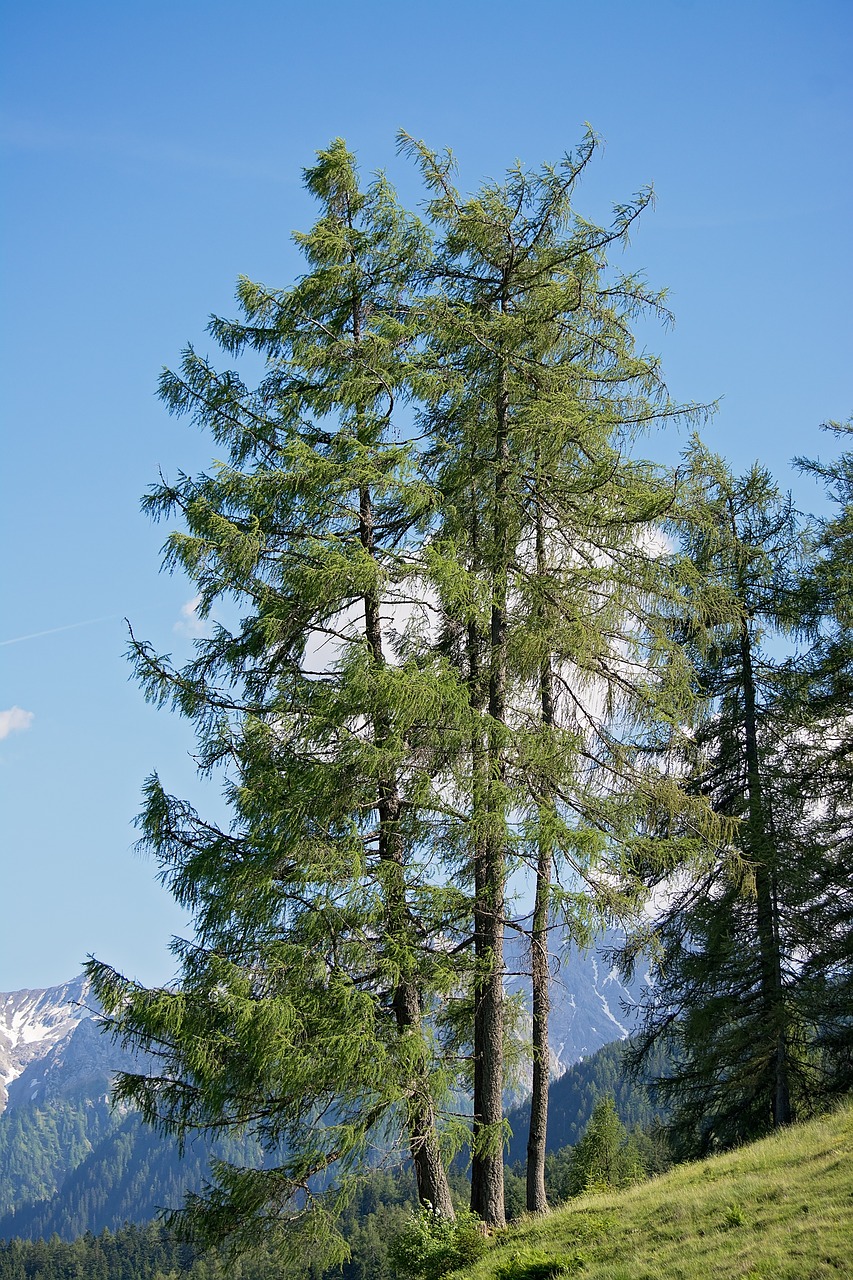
[
  {"xmin": 721, "ymin": 1202, "xmax": 749, "ymax": 1229},
  {"xmin": 566, "ymin": 1097, "xmax": 646, "ymax": 1195},
  {"xmin": 388, "ymin": 1207, "xmax": 490, "ymax": 1279},
  {"xmin": 495, "ymin": 1247, "xmax": 587, "ymax": 1278}
]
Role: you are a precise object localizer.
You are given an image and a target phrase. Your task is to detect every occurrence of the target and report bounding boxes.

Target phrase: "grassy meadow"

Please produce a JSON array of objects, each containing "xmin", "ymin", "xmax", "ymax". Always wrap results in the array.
[{"xmin": 463, "ymin": 1101, "xmax": 853, "ymax": 1280}]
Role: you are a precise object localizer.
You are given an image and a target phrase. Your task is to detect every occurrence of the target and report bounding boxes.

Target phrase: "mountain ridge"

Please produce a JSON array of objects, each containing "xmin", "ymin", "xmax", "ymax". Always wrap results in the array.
[{"xmin": 0, "ymin": 976, "xmax": 92, "ymax": 1112}]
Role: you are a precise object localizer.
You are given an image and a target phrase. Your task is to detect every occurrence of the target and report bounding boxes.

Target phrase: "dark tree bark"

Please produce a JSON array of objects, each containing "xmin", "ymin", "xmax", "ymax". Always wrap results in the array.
[
  {"xmin": 739, "ymin": 610, "xmax": 793, "ymax": 1128},
  {"xmin": 470, "ymin": 362, "xmax": 510, "ymax": 1230},
  {"xmin": 360, "ymin": 479, "xmax": 456, "ymax": 1218},
  {"xmin": 526, "ymin": 468, "xmax": 554, "ymax": 1215}
]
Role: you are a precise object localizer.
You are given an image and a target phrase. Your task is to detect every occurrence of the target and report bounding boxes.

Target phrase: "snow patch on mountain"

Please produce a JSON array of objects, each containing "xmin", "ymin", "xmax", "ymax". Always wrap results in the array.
[
  {"xmin": 588, "ymin": 956, "xmax": 631, "ymax": 1041},
  {"xmin": 505, "ymin": 930, "xmax": 643, "ymax": 1081},
  {"xmin": 0, "ymin": 976, "xmax": 93, "ymax": 1111}
]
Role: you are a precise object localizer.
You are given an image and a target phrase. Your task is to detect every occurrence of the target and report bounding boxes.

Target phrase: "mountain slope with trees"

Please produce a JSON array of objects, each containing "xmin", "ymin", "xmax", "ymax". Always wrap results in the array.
[
  {"xmin": 505, "ymin": 1037, "xmax": 671, "ymax": 1165},
  {"xmin": 0, "ymin": 1112, "xmax": 263, "ymax": 1244},
  {"xmin": 0, "ymin": 964, "xmax": 646, "ymax": 1242},
  {"xmin": 2, "ymin": 1101, "xmax": 850, "ymax": 1279}
]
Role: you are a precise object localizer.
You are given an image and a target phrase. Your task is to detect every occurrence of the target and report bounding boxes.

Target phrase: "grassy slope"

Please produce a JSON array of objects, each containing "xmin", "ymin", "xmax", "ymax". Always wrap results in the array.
[{"xmin": 465, "ymin": 1100, "xmax": 853, "ymax": 1280}]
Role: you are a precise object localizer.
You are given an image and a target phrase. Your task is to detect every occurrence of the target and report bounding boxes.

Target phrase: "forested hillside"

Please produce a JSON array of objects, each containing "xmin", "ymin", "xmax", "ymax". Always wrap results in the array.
[
  {"xmin": 505, "ymin": 1039, "xmax": 671, "ymax": 1164},
  {"xmin": 0, "ymin": 1107, "xmax": 264, "ymax": 1243},
  {"xmin": 3, "ymin": 1103, "xmax": 851, "ymax": 1280},
  {"xmin": 0, "ymin": 1033, "xmax": 653, "ymax": 1243},
  {"xmin": 0, "ymin": 1096, "xmax": 117, "ymax": 1221},
  {"xmin": 0, "ymin": 1223, "xmax": 264, "ymax": 1280}
]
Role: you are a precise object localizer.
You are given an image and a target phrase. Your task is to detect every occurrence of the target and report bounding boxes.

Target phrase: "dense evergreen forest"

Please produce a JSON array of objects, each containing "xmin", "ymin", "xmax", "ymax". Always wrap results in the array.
[
  {"xmin": 0, "ymin": 1109, "xmax": 264, "ymax": 1244},
  {"xmin": 0, "ymin": 1097, "xmax": 117, "ymax": 1221},
  {"xmin": 505, "ymin": 1039, "xmax": 672, "ymax": 1163},
  {"xmin": 56, "ymin": 129, "xmax": 852, "ymax": 1270},
  {"xmin": 0, "ymin": 1223, "xmax": 261, "ymax": 1280}
]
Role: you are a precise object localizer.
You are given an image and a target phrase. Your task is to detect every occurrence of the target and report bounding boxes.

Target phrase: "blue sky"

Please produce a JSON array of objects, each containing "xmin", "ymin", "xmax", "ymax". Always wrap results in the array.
[{"xmin": 1, "ymin": 0, "xmax": 851, "ymax": 991}]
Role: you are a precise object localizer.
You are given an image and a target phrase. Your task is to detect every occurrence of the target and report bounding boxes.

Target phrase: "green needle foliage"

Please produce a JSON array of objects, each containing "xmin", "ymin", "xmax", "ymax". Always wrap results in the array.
[
  {"xmin": 88, "ymin": 132, "xmax": 721, "ymax": 1258},
  {"xmin": 792, "ymin": 419, "xmax": 853, "ymax": 1101},
  {"xmin": 628, "ymin": 444, "xmax": 823, "ymax": 1152},
  {"xmin": 88, "ymin": 141, "xmax": 469, "ymax": 1266},
  {"xmin": 403, "ymin": 131, "xmax": 717, "ymax": 1222},
  {"xmin": 564, "ymin": 1097, "xmax": 645, "ymax": 1196}
]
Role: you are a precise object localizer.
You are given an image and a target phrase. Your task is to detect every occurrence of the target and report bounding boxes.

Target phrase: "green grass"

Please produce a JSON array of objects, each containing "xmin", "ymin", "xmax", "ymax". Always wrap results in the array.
[{"xmin": 462, "ymin": 1101, "xmax": 853, "ymax": 1280}]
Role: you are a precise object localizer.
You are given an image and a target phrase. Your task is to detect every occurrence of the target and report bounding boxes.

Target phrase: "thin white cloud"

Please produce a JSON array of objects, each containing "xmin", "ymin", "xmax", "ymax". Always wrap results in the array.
[
  {"xmin": 0, "ymin": 615, "xmax": 119, "ymax": 646},
  {"xmin": 0, "ymin": 707, "xmax": 34, "ymax": 740},
  {"xmin": 174, "ymin": 595, "xmax": 209, "ymax": 639}
]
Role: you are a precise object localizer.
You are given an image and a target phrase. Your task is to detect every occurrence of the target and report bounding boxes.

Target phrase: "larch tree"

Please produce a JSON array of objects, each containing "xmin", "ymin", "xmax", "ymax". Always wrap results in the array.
[
  {"xmin": 87, "ymin": 142, "xmax": 466, "ymax": 1266},
  {"xmin": 791, "ymin": 420, "xmax": 853, "ymax": 1101},
  {"xmin": 404, "ymin": 131, "xmax": 715, "ymax": 1222},
  {"xmin": 565, "ymin": 1096, "xmax": 644, "ymax": 1195},
  {"xmin": 88, "ymin": 133, "xmax": 719, "ymax": 1255}
]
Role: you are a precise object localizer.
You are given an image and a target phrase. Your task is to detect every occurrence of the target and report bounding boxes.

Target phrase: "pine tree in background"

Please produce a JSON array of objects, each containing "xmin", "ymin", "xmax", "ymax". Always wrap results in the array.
[
  {"xmin": 629, "ymin": 445, "xmax": 818, "ymax": 1151},
  {"xmin": 792, "ymin": 420, "xmax": 853, "ymax": 1100},
  {"xmin": 565, "ymin": 1096, "xmax": 645, "ymax": 1195}
]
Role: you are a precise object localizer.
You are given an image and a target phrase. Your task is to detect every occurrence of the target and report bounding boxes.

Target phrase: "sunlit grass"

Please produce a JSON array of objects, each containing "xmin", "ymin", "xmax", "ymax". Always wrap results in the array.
[{"xmin": 463, "ymin": 1100, "xmax": 853, "ymax": 1279}]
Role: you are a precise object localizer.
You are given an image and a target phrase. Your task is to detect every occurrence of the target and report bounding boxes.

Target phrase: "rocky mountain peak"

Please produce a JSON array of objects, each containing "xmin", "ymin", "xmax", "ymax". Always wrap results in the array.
[{"xmin": 0, "ymin": 975, "xmax": 93, "ymax": 1112}]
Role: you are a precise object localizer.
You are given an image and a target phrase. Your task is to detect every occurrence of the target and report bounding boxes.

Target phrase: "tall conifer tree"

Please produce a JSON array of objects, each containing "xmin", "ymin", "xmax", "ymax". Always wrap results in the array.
[
  {"xmin": 404, "ymin": 132, "xmax": 713, "ymax": 1221},
  {"xmin": 87, "ymin": 142, "xmax": 465, "ymax": 1263},
  {"xmin": 90, "ymin": 134, "xmax": 717, "ymax": 1250},
  {"xmin": 792, "ymin": 421, "xmax": 853, "ymax": 1098},
  {"xmin": 630, "ymin": 446, "xmax": 813, "ymax": 1150}
]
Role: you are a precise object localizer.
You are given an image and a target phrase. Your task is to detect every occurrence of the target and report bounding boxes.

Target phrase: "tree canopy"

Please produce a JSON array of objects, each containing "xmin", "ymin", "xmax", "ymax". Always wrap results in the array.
[{"xmin": 86, "ymin": 134, "xmax": 851, "ymax": 1263}]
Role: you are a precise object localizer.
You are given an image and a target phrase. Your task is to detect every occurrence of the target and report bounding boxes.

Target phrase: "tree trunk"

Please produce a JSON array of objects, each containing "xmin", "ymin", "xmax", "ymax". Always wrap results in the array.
[
  {"xmin": 471, "ymin": 362, "xmax": 510, "ymax": 1230},
  {"xmin": 739, "ymin": 612, "xmax": 792, "ymax": 1128},
  {"xmin": 392, "ymin": 979, "xmax": 457, "ymax": 1218},
  {"xmin": 360, "ymin": 479, "xmax": 456, "ymax": 1218},
  {"xmin": 348, "ymin": 246, "xmax": 455, "ymax": 1214},
  {"xmin": 526, "ymin": 824, "xmax": 551, "ymax": 1215},
  {"xmin": 527, "ymin": 473, "xmax": 553, "ymax": 1215}
]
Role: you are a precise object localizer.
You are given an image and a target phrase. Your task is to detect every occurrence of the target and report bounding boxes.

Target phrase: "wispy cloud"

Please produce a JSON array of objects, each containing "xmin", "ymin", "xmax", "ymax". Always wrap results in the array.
[
  {"xmin": 0, "ymin": 615, "xmax": 120, "ymax": 646},
  {"xmin": 0, "ymin": 707, "xmax": 34, "ymax": 740},
  {"xmin": 174, "ymin": 595, "xmax": 209, "ymax": 639}
]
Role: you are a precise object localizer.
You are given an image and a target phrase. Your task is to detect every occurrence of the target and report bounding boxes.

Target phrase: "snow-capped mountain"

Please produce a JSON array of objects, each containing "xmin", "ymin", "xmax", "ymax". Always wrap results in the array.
[
  {"xmin": 0, "ymin": 935, "xmax": 643, "ymax": 1114},
  {"xmin": 0, "ymin": 977, "xmax": 256, "ymax": 1243},
  {"xmin": 505, "ymin": 930, "xmax": 645, "ymax": 1079},
  {"xmin": 548, "ymin": 947, "xmax": 639, "ymax": 1066},
  {"xmin": 0, "ymin": 976, "xmax": 94, "ymax": 1113}
]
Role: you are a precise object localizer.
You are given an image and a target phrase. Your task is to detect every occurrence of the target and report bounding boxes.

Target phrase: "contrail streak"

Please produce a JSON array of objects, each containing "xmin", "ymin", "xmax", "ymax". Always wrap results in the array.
[{"xmin": 0, "ymin": 615, "xmax": 122, "ymax": 646}]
